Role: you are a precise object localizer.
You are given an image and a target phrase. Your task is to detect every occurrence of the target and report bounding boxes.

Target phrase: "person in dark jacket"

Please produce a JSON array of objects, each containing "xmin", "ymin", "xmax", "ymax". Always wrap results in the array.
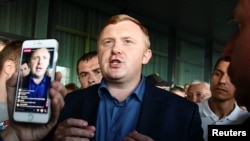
[
  {"xmin": 44, "ymin": 14, "xmax": 204, "ymax": 141},
  {"xmin": 19, "ymin": 48, "xmax": 51, "ymax": 110}
]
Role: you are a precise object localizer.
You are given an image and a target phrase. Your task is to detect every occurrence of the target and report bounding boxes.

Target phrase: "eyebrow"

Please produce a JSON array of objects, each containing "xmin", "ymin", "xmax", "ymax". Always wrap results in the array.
[
  {"xmin": 214, "ymin": 69, "xmax": 223, "ymax": 72},
  {"xmin": 79, "ymin": 71, "xmax": 88, "ymax": 75},
  {"xmin": 93, "ymin": 68, "xmax": 101, "ymax": 71},
  {"xmin": 79, "ymin": 68, "xmax": 100, "ymax": 74}
]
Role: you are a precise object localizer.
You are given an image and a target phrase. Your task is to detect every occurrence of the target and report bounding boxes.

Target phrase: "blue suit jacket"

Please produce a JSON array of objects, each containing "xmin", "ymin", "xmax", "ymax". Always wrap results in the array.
[{"xmin": 44, "ymin": 80, "xmax": 204, "ymax": 141}]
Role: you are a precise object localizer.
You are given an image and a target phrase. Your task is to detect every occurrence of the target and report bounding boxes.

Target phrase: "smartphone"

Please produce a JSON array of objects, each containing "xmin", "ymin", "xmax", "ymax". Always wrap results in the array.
[{"xmin": 13, "ymin": 39, "xmax": 58, "ymax": 123}]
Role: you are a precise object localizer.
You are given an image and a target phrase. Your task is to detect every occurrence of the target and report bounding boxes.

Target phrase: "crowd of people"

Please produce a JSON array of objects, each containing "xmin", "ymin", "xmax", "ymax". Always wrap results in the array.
[{"xmin": 1, "ymin": 0, "xmax": 250, "ymax": 140}]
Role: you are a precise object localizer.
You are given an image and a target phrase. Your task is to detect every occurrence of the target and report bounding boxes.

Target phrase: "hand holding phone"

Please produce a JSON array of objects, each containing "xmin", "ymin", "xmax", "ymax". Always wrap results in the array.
[
  {"xmin": 13, "ymin": 39, "xmax": 58, "ymax": 123},
  {"xmin": 4, "ymin": 71, "xmax": 67, "ymax": 141}
]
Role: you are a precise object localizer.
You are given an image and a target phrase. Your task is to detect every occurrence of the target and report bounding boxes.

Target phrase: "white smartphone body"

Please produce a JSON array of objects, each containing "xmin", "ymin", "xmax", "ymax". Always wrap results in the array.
[{"xmin": 13, "ymin": 39, "xmax": 58, "ymax": 123}]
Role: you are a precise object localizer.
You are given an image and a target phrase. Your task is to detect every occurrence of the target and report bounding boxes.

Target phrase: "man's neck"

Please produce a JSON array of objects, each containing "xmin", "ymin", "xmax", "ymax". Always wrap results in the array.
[
  {"xmin": 32, "ymin": 76, "xmax": 44, "ymax": 85},
  {"xmin": 208, "ymin": 98, "xmax": 236, "ymax": 119}
]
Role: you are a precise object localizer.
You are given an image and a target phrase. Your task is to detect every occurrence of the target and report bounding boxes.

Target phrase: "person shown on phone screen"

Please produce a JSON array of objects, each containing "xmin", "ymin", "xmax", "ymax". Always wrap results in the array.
[
  {"xmin": 20, "ymin": 61, "xmax": 30, "ymax": 77},
  {"xmin": 21, "ymin": 48, "xmax": 51, "ymax": 108}
]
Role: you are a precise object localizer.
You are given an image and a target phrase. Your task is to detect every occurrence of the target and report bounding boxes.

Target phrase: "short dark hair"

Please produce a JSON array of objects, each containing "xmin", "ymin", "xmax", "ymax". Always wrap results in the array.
[
  {"xmin": 213, "ymin": 57, "xmax": 230, "ymax": 71},
  {"xmin": 65, "ymin": 83, "xmax": 79, "ymax": 91},
  {"xmin": 76, "ymin": 51, "xmax": 98, "ymax": 74},
  {"xmin": 170, "ymin": 85, "xmax": 184, "ymax": 92},
  {"xmin": 21, "ymin": 60, "xmax": 30, "ymax": 67},
  {"xmin": 146, "ymin": 73, "xmax": 173, "ymax": 87}
]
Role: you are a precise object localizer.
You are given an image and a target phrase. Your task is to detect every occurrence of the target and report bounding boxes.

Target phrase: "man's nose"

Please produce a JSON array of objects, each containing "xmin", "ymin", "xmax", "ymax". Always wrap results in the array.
[
  {"xmin": 111, "ymin": 42, "xmax": 122, "ymax": 54},
  {"xmin": 88, "ymin": 74, "xmax": 96, "ymax": 84}
]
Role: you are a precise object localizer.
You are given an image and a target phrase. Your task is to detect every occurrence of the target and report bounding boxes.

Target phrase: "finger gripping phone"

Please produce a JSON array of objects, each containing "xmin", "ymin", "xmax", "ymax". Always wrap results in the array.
[{"xmin": 13, "ymin": 39, "xmax": 58, "ymax": 123}]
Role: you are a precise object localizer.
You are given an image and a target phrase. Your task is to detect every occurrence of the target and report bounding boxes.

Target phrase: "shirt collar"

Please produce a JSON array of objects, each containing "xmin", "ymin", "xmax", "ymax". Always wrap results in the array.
[
  {"xmin": 29, "ymin": 74, "xmax": 47, "ymax": 85},
  {"xmin": 202, "ymin": 98, "xmax": 246, "ymax": 121},
  {"xmin": 98, "ymin": 75, "xmax": 146, "ymax": 102}
]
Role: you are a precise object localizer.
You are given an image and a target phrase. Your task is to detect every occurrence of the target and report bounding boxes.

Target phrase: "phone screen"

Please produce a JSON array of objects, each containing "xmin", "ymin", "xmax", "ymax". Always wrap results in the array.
[{"xmin": 15, "ymin": 47, "xmax": 56, "ymax": 114}]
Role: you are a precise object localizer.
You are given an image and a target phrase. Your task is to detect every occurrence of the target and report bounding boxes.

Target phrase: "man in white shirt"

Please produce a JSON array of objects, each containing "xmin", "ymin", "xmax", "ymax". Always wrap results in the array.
[
  {"xmin": 198, "ymin": 58, "xmax": 250, "ymax": 141},
  {"xmin": 187, "ymin": 80, "xmax": 211, "ymax": 103}
]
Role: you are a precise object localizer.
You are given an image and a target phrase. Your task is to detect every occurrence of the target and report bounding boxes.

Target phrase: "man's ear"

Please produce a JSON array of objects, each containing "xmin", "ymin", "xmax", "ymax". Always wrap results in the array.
[{"xmin": 142, "ymin": 49, "xmax": 152, "ymax": 65}]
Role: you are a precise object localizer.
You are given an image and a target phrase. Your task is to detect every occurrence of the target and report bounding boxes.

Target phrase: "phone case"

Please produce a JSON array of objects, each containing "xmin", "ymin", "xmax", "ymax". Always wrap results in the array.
[{"xmin": 13, "ymin": 39, "xmax": 58, "ymax": 123}]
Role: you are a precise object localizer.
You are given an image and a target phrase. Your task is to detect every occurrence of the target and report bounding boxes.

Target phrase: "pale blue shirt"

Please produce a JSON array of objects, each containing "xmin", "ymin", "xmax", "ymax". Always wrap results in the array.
[
  {"xmin": 198, "ymin": 98, "xmax": 250, "ymax": 141},
  {"xmin": 96, "ymin": 76, "xmax": 145, "ymax": 141}
]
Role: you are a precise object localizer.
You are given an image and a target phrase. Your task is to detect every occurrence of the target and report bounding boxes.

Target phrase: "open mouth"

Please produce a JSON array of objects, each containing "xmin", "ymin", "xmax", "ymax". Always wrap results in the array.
[
  {"xmin": 36, "ymin": 67, "xmax": 43, "ymax": 71},
  {"xmin": 111, "ymin": 60, "xmax": 121, "ymax": 64}
]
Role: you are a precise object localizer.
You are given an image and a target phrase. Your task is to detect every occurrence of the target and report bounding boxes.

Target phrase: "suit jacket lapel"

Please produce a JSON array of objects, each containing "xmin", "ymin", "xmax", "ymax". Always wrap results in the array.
[
  {"xmin": 81, "ymin": 85, "xmax": 100, "ymax": 125},
  {"xmin": 136, "ymin": 83, "xmax": 166, "ymax": 137}
]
